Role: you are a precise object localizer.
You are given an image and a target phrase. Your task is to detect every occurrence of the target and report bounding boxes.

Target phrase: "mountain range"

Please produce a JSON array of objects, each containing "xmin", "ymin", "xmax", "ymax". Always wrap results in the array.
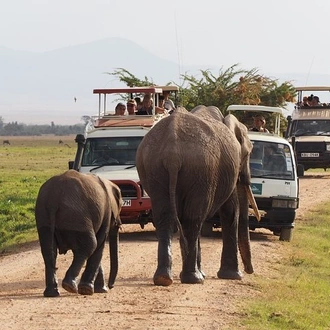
[{"xmin": 1, "ymin": 37, "xmax": 330, "ymax": 124}]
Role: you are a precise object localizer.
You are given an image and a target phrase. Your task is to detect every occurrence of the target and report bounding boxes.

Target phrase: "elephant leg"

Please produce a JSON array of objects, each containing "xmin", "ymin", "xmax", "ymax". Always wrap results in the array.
[
  {"xmin": 154, "ymin": 233, "xmax": 173, "ymax": 286},
  {"xmin": 78, "ymin": 233, "xmax": 107, "ymax": 295},
  {"xmin": 62, "ymin": 233, "xmax": 97, "ymax": 294},
  {"xmin": 152, "ymin": 204, "xmax": 175, "ymax": 286},
  {"xmin": 180, "ymin": 223, "xmax": 204, "ymax": 284},
  {"xmin": 217, "ymin": 193, "xmax": 242, "ymax": 280},
  {"xmin": 94, "ymin": 265, "xmax": 108, "ymax": 293},
  {"xmin": 38, "ymin": 226, "xmax": 59, "ymax": 297}
]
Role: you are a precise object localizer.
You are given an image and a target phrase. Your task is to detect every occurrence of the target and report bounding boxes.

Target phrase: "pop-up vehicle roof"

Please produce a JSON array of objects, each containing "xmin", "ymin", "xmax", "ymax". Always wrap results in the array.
[
  {"xmin": 295, "ymin": 86, "xmax": 330, "ymax": 102},
  {"xmin": 227, "ymin": 104, "xmax": 285, "ymax": 135},
  {"xmin": 89, "ymin": 85, "xmax": 179, "ymax": 130},
  {"xmin": 285, "ymin": 86, "xmax": 330, "ymax": 174}
]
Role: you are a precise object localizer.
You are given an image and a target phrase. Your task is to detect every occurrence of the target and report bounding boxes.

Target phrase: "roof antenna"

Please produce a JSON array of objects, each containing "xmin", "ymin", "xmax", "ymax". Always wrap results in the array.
[
  {"xmin": 174, "ymin": 12, "xmax": 183, "ymax": 85},
  {"xmin": 305, "ymin": 56, "xmax": 315, "ymax": 86}
]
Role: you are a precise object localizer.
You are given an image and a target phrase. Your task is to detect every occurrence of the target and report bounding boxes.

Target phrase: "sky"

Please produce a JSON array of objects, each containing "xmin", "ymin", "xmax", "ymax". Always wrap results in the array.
[{"xmin": 1, "ymin": 0, "xmax": 330, "ymax": 124}]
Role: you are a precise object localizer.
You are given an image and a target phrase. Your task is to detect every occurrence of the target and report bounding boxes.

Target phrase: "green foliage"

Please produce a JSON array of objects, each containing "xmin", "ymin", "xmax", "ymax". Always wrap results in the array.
[
  {"xmin": 242, "ymin": 203, "xmax": 330, "ymax": 329},
  {"xmin": 108, "ymin": 64, "xmax": 296, "ymax": 133},
  {"xmin": 104, "ymin": 68, "xmax": 155, "ymax": 87},
  {"xmin": 0, "ymin": 136, "xmax": 76, "ymax": 253}
]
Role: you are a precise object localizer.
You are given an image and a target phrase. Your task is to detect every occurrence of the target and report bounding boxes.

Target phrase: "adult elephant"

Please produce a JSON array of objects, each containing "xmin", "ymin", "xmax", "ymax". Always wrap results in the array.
[
  {"xmin": 136, "ymin": 105, "xmax": 257, "ymax": 286},
  {"xmin": 35, "ymin": 169, "xmax": 122, "ymax": 297}
]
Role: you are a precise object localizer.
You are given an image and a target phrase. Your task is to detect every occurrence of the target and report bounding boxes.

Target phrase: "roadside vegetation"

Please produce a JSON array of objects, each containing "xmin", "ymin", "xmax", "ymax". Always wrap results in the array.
[
  {"xmin": 106, "ymin": 65, "xmax": 296, "ymax": 132},
  {"xmin": 243, "ymin": 202, "xmax": 330, "ymax": 329},
  {"xmin": 0, "ymin": 135, "xmax": 76, "ymax": 253}
]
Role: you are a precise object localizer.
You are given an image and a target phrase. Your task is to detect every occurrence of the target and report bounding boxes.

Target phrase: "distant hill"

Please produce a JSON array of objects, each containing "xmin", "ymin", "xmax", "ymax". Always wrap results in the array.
[{"xmin": 1, "ymin": 37, "xmax": 330, "ymax": 124}]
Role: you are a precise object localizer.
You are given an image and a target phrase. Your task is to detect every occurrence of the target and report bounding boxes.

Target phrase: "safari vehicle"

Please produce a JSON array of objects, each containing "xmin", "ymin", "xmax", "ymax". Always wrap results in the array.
[
  {"xmin": 286, "ymin": 86, "xmax": 330, "ymax": 176},
  {"xmin": 203, "ymin": 105, "xmax": 300, "ymax": 241},
  {"xmin": 70, "ymin": 86, "xmax": 178, "ymax": 227}
]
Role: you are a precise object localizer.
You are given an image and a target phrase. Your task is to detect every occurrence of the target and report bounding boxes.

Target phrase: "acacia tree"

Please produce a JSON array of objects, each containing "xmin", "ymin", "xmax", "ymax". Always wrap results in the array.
[{"xmin": 107, "ymin": 65, "xmax": 296, "ymax": 131}]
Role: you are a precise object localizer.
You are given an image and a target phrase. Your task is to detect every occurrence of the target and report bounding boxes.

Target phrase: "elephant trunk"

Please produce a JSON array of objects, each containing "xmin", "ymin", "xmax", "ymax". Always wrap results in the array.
[
  {"xmin": 237, "ymin": 184, "xmax": 254, "ymax": 274},
  {"xmin": 108, "ymin": 225, "xmax": 119, "ymax": 288}
]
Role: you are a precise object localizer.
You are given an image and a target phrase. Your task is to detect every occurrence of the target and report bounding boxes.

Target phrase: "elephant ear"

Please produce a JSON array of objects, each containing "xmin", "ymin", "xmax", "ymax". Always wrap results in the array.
[
  {"xmin": 223, "ymin": 114, "xmax": 252, "ymax": 185},
  {"xmin": 109, "ymin": 182, "xmax": 123, "ymax": 228}
]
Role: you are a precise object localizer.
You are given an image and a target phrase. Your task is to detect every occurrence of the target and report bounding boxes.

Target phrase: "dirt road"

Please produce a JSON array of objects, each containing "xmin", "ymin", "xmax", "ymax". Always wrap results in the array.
[{"xmin": 1, "ymin": 172, "xmax": 330, "ymax": 330}]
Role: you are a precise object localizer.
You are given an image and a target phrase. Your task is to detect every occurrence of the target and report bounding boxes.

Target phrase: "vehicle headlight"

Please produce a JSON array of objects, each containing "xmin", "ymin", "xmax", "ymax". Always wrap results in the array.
[
  {"xmin": 272, "ymin": 198, "xmax": 298, "ymax": 209},
  {"xmin": 326, "ymin": 144, "xmax": 330, "ymax": 151}
]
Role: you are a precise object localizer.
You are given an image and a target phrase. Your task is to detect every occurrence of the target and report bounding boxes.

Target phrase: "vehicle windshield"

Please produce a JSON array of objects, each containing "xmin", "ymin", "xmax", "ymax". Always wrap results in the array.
[
  {"xmin": 250, "ymin": 141, "xmax": 294, "ymax": 180},
  {"xmin": 81, "ymin": 137, "xmax": 143, "ymax": 166},
  {"xmin": 291, "ymin": 120, "xmax": 330, "ymax": 136}
]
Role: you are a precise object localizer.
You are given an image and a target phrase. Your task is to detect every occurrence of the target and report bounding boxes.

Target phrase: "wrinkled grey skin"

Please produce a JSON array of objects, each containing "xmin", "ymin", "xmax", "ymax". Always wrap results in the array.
[
  {"xmin": 136, "ymin": 105, "xmax": 253, "ymax": 286},
  {"xmin": 35, "ymin": 170, "xmax": 122, "ymax": 297}
]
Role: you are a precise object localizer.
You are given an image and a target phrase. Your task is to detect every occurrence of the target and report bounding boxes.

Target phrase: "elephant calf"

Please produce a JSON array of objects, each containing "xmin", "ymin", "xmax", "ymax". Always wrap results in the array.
[{"xmin": 35, "ymin": 169, "xmax": 122, "ymax": 297}]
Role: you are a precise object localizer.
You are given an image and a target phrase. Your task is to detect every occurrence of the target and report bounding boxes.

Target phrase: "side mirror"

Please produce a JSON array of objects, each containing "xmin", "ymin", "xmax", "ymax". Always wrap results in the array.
[{"xmin": 68, "ymin": 161, "xmax": 74, "ymax": 169}]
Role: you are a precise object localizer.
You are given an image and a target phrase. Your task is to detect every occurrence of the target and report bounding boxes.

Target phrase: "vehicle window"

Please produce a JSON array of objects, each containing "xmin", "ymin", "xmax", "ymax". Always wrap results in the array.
[
  {"xmin": 81, "ymin": 137, "xmax": 143, "ymax": 166},
  {"xmin": 292, "ymin": 120, "xmax": 330, "ymax": 136},
  {"xmin": 250, "ymin": 141, "xmax": 294, "ymax": 179}
]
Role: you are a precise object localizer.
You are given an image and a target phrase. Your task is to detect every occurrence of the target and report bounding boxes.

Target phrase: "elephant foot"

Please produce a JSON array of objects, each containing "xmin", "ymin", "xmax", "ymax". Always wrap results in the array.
[
  {"xmin": 217, "ymin": 268, "xmax": 243, "ymax": 280},
  {"xmin": 78, "ymin": 282, "xmax": 94, "ymax": 295},
  {"xmin": 43, "ymin": 287, "xmax": 60, "ymax": 297},
  {"xmin": 153, "ymin": 274, "xmax": 173, "ymax": 286},
  {"xmin": 244, "ymin": 264, "xmax": 254, "ymax": 274},
  {"xmin": 180, "ymin": 271, "xmax": 204, "ymax": 284},
  {"xmin": 62, "ymin": 278, "xmax": 78, "ymax": 293},
  {"xmin": 94, "ymin": 285, "xmax": 108, "ymax": 293}
]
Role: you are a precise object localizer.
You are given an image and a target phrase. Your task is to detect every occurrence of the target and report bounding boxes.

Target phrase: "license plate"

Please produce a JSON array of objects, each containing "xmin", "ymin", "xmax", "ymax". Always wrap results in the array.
[
  {"xmin": 301, "ymin": 153, "xmax": 319, "ymax": 157},
  {"xmin": 122, "ymin": 200, "xmax": 131, "ymax": 207}
]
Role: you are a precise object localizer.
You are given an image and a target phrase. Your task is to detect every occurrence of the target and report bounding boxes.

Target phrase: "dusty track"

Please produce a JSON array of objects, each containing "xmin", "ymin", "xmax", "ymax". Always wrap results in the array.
[{"xmin": 1, "ymin": 172, "xmax": 330, "ymax": 329}]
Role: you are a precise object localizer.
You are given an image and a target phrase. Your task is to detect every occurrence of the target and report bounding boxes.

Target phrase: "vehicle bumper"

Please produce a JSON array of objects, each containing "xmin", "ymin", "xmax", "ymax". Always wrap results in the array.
[{"xmin": 111, "ymin": 179, "xmax": 152, "ymax": 225}]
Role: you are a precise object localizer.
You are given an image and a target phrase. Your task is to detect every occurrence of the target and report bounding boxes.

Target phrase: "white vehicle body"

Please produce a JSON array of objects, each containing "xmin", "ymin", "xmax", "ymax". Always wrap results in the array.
[
  {"xmin": 208, "ymin": 105, "xmax": 300, "ymax": 241},
  {"xmin": 71, "ymin": 86, "xmax": 178, "ymax": 226}
]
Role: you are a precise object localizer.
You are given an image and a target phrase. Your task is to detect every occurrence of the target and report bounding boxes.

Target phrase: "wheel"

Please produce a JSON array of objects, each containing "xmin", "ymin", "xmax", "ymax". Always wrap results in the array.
[
  {"xmin": 279, "ymin": 228, "xmax": 293, "ymax": 241},
  {"xmin": 201, "ymin": 222, "xmax": 214, "ymax": 237}
]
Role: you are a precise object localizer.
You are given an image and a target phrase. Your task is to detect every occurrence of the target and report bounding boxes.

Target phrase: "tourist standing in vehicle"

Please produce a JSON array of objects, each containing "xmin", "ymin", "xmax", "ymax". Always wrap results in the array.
[
  {"xmin": 163, "ymin": 91, "xmax": 175, "ymax": 112},
  {"xmin": 250, "ymin": 115, "xmax": 269, "ymax": 133},
  {"xmin": 126, "ymin": 99, "xmax": 137, "ymax": 115},
  {"xmin": 136, "ymin": 94, "xmax": 153, "ymax": 115},
  {"xmin": 115, "ymin": 102, "xmax": 126, "ymax": 115}
]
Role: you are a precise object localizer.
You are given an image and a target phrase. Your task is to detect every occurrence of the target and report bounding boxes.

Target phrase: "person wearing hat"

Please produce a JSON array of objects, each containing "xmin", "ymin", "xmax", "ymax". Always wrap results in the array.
[
  {"xmin": 126, "ymin": 99, "xmax": 137, "ymax": 115},
  {"xmin": 250, "ymin": 115, "xmax": 269, "ymax": 133}
]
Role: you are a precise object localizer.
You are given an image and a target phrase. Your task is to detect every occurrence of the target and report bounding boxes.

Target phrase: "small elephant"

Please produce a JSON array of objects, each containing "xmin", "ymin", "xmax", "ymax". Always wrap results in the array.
[
  {"xmin": 35, "ymin": 169, "xmax": 122, "ymax": 297},
  {"xmin": 136, "ymin": 106, "xmax": 255, "ymax": 286}
]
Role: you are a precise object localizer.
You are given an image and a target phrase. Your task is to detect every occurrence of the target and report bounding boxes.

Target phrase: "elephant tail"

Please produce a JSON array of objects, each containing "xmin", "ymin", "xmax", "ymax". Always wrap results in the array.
[{"xmin": 168, "ymin": 167, "xmax": 189, "ymax": 259}]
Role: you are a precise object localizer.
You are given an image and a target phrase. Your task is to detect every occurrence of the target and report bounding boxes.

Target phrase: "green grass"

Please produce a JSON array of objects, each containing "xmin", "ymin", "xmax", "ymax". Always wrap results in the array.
[
  {"xmin": 0, "ymin": 135, "xmax": 76, "ymax": 253},
  {"xmin": 242, "ymin": 202, "xmax": 330, "ymax": 329}
]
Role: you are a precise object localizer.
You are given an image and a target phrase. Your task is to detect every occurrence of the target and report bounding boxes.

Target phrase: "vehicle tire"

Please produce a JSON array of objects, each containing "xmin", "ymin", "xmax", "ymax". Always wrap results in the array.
[
  {"xmin": 279, "ymin": 228, "xmax": 293, "ymax": 241},
  {"xmin": 201, "ymin": 222, "xmax": 214, "ymax": 237}
]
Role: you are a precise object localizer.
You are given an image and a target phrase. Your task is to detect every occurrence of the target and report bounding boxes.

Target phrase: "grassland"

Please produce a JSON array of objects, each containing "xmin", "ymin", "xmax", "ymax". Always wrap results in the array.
[
  {"xmin": 0, "ymin": 135, "xmax": 76, "ymax": 252},
  {"xmin": 243, "ymin": 202, "xmax": 330, "ymax": 329}
]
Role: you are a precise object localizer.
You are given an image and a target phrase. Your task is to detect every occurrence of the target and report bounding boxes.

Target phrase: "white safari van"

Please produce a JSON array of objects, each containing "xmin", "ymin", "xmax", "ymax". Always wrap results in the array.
[{"xmin": 203, "ymin": 105, "xmax": 300, "ymax": 241}]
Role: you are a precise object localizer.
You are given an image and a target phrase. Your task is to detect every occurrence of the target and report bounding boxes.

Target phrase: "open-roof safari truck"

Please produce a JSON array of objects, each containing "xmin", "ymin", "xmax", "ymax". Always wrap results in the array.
[
  {"xmin": 286, "ymin": 86, "xmax": 330, "ymax": 176},
  {"xmin": 69, "ymin": 86, "xmax": 178, "ymax": 227},
  {"xmin": 202, "ymin": 105, "xmax": 300, "ymax": 241}
]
